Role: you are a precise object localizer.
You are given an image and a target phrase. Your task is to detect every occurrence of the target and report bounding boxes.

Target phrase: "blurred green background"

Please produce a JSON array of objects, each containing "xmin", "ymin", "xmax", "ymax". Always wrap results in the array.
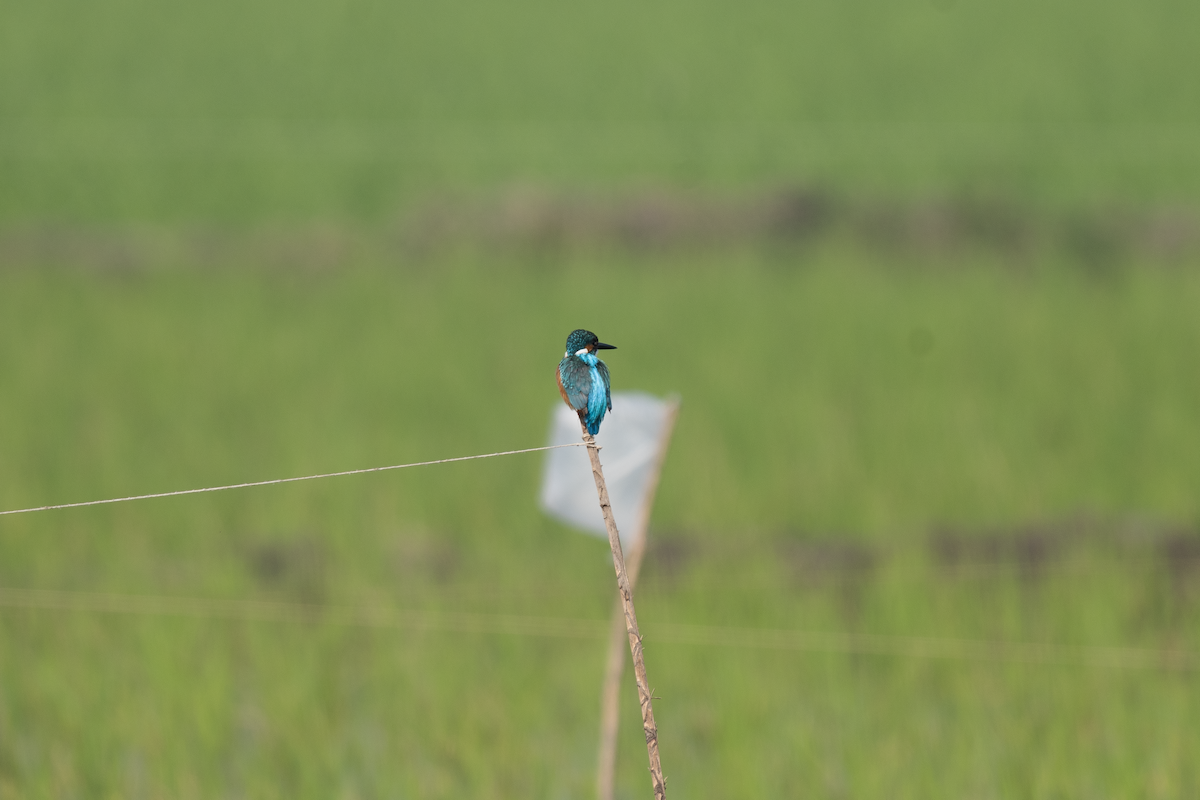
[{"xmin": 2, "ymin": 0, "xmax": 1200, "ymax": 797}]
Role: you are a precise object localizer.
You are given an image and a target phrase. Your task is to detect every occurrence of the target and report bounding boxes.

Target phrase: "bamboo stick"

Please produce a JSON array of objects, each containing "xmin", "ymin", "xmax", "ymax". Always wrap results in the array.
[
  {"xmin": 581, "ymin": 421, "xmax": 667, "ymax": 800},
  {"xmin": 597, "ymin": 399, "xmax": 679, "ymax": 800}
]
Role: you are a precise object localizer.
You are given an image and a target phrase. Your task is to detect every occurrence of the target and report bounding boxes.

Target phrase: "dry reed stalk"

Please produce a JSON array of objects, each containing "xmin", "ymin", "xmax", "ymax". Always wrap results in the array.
[
  {"xmin": 596, "ymin": 399, "xmax": 679, "ymax": 800},
  {"xmin": 581, "ymin": 421, "xmax": 667, "ymax": 800}
]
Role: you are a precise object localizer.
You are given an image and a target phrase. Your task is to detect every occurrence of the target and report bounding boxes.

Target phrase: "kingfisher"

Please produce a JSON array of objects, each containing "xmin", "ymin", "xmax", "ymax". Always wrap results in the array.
[{"xmin": 557, "ymin": 329, "xmax": 617, "ymax": 436}]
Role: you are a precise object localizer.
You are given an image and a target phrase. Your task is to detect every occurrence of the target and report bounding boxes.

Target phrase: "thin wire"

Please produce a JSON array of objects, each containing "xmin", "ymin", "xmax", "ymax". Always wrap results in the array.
[
  {"xmin": 0, "ymin": 443, "xmax": 585, "ymax": 517},
  {"xmin": 0, "ymin": 586, "xmax": 1189, "ymax": 670}
]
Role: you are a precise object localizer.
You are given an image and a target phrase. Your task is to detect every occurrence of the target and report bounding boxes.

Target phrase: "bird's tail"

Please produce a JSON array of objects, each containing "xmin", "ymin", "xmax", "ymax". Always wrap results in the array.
[{"xmin": 578, "ymin": 409, "xmax": 601, "ymax": 437}]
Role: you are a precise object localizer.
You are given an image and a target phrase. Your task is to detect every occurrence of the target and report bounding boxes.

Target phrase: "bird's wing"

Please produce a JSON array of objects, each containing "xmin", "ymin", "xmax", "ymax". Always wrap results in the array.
[
  {"xmin": 597, "ymin": 359, "xmax": 612, "ymax": 411},
  {"xmin": 557, "ymin": 357, "xmax": 591, "ymax": 411}
]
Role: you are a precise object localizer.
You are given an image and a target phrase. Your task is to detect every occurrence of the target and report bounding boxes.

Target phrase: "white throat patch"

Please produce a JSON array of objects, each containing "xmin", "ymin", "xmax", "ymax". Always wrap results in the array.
[{"xmin": 575, "ymin": 348, "xmax": 590, "ymax": 356}]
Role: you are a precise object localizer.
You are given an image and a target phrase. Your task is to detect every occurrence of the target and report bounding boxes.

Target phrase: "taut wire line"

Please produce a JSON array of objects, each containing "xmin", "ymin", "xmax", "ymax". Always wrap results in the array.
[
  {"xmin": 0, "ymin": 586, "xmax": 1190, "ymax": 671},
  {"xmin": 0, "ymin": 443, "xmax": 586, "ymax": 517}
]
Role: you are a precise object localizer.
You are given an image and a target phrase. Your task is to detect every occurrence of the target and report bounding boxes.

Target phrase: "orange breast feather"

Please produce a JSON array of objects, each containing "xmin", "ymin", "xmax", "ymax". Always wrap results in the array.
[{"xmin": 556, "ymin": 366, "xmax": 572, "ymax": 406}]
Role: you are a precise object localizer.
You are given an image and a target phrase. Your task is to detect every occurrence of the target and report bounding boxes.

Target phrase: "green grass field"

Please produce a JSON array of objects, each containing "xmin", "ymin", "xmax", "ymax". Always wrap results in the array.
[
  {"xmin": 3, "ymin": 254, "xmax": 1200, "ymax": 797},
  {"xmin": 4, "ymin": 0, "xmax": 1200, "ymax": 222},
  {"xmin": 3, "ymin": 0, "xmax": 1200, "ymax": 796}
]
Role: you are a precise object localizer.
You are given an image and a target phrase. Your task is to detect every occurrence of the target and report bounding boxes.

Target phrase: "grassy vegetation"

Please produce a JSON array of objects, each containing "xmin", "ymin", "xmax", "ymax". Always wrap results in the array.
[
  {"xmin": 3, "ymin": 0, "xmax": 1200, "ymax": 795},
  {"xmin": 4, "ymin": 0, "xmax": 1200, "ymax": 222},
  {"xmin": 2, "ymin": 252, "xmax": 1200, "ymax": 797}
]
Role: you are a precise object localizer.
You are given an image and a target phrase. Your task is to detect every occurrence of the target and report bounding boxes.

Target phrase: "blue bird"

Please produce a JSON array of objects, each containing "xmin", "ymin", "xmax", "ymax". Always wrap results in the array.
[{"xmin": 556, "ymin": 329, "xmax": 617, "ymax": 436}]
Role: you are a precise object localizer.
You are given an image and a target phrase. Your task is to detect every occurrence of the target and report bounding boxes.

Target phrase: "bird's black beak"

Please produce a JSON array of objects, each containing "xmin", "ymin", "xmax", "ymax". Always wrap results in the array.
[{"xmin": 595, "ymin": 342, "xmax": 617, "ymax": 350}]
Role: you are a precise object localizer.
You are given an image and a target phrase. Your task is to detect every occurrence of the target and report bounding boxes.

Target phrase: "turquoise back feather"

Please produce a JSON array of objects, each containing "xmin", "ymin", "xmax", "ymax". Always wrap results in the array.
[{"xmin": 558, "ymin": 351, "xmax": 612, "ymax": 435}]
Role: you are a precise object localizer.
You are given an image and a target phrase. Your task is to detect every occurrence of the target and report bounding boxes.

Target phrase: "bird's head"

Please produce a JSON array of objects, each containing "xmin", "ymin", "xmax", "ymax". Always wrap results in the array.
[{"xmin": 565, "ymin": 328, "xmax": 617, "ymax": 357}]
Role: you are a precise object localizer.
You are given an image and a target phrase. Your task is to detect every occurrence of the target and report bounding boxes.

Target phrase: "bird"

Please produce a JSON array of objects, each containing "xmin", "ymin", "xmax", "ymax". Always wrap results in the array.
[{"xmin": 556, "ymin": 329, "xmax": 617, "ymax": 436}]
